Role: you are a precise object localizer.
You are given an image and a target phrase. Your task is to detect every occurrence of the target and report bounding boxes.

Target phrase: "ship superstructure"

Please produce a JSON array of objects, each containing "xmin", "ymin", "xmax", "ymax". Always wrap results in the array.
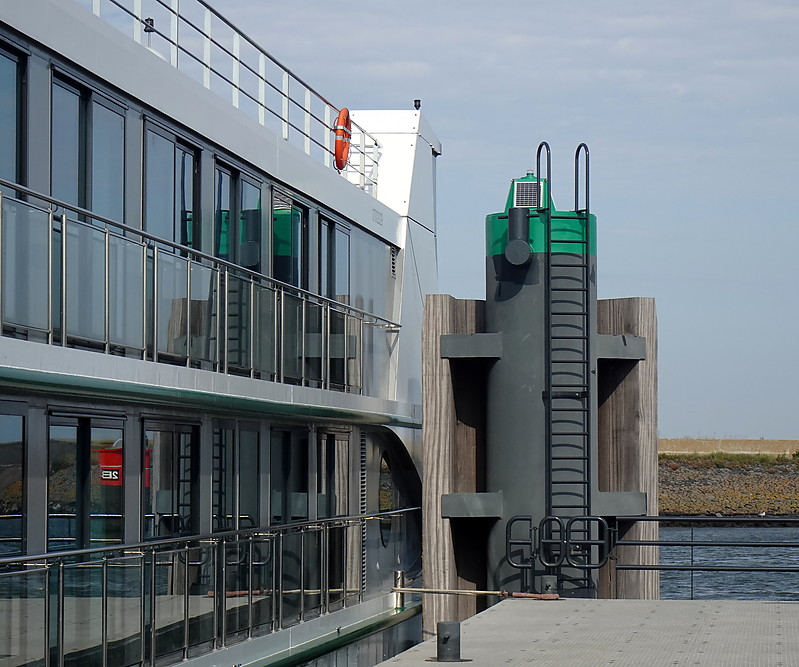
[{"xmin": 0, "ymin": 1, "xmax": 439, "ymax": 665}]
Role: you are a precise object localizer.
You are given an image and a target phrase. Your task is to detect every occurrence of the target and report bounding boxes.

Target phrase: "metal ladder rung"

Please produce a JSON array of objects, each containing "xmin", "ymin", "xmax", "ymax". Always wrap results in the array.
[
  {"xmin": 551, "ymin": 480, "xmax": 589, "ymax": 485},
  {"xmin": 551, "ymin": 407, "xmax": 589, "ymax": 412}
]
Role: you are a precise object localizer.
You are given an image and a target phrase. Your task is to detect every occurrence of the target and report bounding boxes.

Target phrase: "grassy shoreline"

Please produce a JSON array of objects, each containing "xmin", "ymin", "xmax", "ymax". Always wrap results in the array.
[{"xmin": 659, "ymin": 452, "xmax": 799, "ymax": 516}]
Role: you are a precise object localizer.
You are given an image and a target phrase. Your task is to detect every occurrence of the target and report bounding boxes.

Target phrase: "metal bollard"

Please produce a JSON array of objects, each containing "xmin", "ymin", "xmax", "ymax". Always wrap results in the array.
[
  {"xmin": 394, "ymin": 570, "xmax": 406, "ymax": 608},
  {"xmin": 436, "ymin": 621, "xmax": 461, "ymax": 662}
]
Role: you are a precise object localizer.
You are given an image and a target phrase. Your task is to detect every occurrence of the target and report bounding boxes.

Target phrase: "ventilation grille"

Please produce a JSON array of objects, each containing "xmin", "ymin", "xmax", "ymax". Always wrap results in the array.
[
  {"xmin": 514, "ymin": 181, "xmax": 541, "ymax": 208},
  {"xmin": 359, "ymin": 432, "xmax": 368, "ymax": 593},
  {"xmin": 390, "ymin": 247, "xmax": 398, "ymax": 278}
]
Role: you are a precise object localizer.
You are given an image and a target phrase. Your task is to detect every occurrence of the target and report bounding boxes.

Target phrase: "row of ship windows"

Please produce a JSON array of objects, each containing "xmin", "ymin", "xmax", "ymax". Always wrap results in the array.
[
  {"xmin": 0, "ymin": 40, "xmax": 392, "ymax": 307},
  {"xmin": 0, "ymin": 410, "xmax": 402, "ymax": 557}
]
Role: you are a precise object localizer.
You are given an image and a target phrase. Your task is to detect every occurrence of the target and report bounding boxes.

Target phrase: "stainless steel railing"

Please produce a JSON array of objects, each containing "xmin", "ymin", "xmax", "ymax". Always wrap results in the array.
[
  {"xmin": 0, "ymin": 508, "xmax": 418, "ymax": 667},
  {"xmin": 72, "ymin": 0, "xmax": 380, "ymax": 195},
  {"xmin": 0, "ymin": 178, "xmax": 399, "ymax": 397}
]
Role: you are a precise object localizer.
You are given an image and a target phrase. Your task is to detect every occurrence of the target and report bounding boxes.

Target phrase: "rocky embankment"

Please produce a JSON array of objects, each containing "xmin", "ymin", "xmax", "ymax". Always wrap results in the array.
[{"xmin": 659, "ymin": 454, "xmax": 799, "ymax": 515}]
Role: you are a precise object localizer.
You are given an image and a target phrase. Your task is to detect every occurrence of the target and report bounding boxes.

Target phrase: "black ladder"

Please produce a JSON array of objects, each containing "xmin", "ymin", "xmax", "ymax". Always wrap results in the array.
[{"xmin": 538, "ymin": 142, "xmax": 594, "ymax": 538}]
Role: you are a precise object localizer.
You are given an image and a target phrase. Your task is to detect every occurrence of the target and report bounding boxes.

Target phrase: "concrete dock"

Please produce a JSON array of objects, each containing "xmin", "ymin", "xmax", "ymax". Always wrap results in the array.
[{"xmin": 380, "ymin": 598, "xmax": 799, "ymax": 666}]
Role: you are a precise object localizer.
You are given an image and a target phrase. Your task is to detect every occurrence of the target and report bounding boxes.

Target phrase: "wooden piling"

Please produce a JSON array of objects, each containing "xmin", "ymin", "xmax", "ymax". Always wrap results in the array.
[
  {"xmin": 421, "ymin": 294, "xmax": 486, "ymax": 637},
  {"xmin": 597, "ymin": 297, "xmax": 659, "ymax": 599}
]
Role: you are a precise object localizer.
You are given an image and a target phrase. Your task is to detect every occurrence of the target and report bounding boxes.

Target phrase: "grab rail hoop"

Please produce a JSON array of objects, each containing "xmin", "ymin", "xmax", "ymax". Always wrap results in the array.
[{"xmin": 574, "ymin": 142, "xmax": 589, "ymax": 213}]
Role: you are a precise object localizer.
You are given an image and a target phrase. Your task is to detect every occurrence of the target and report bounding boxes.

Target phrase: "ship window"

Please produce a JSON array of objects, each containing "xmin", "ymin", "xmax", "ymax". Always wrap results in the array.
[
  {"xmin": 319, "ymin": 218, "xmax": 350, "ymax": 302},
  {"xmin": 143, "ymin": 425, "xmax": 197, "ymax": 539},
  {"xmin": 91, "ymin": 101, "xmax": 124, "ymax": 222},
  {"xmin": 145, "ymin": 126, "xmax": 198, "ymax": 250},
  {"xmin": 317, "ymin": 433, "xmax": 349, "ymax": 519},
  {"xmin": 212, "ymin": 422, "xmax": 260, "ymax": 532},
  {"xmin": 51, "ymin": 81, "xmax": 83, "ymax": 209},
  {"xmin": 0, "ymin": 47, "xmax": 22, "ymax": 195},
  {"xmin": 51, "ymin": 78, "xmax": 125, "ymax": 224},
  {"xmin": 47, "ymin": 416, "xmax": 124, "ymax": 551},
  {"xmin": 0, "ymin": 414, "xmax": 24, "ymax": 555},
  {"xmin": 378, "ymin": 453, "xmax": 395, "ymax": 547},
  {"xmin": 272, "ymin": 192, "xmax": 307, "ymax": 288},
  {"xmin": 214, "ymin": 164, "xmax": 263, "ymax": 271}
]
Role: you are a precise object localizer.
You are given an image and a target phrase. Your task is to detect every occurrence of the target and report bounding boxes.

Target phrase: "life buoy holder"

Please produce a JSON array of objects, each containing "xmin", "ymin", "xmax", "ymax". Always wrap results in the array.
[{"xmin": 333, "ymin": 108, "xmax": 351, "ymax": 171}]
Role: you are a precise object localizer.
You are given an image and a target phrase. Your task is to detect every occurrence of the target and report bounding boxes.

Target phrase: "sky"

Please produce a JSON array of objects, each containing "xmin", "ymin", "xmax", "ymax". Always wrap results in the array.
[{"xmin": 219, "ymin": 0, "xmax": 799, "ymax": 439}]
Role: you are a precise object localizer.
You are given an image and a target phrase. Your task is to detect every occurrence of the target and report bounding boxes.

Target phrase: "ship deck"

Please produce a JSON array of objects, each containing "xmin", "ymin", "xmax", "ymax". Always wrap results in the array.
[{"xmin": 380, "ymin": 598, "xmax": 799, "ymax": 666}]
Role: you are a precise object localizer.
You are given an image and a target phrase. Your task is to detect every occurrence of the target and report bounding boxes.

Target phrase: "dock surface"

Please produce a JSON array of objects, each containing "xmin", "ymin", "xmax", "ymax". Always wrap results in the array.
[{"xmin": 380, "ymin": 598, "xmax": 799, "ymax": 666}]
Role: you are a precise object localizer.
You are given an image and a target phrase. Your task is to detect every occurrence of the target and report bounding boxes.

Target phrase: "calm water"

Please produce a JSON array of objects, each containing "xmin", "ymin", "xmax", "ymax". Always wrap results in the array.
[{"xmin": 659, "ymin": 526, "xmax": 799, "ymax": 600}]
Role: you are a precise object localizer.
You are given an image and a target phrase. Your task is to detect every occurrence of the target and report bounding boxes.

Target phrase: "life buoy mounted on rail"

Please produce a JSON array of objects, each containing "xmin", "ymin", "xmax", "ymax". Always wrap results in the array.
[{"xmin": 333, "ymin": 108, "xmax": 351, "ymax": 171}]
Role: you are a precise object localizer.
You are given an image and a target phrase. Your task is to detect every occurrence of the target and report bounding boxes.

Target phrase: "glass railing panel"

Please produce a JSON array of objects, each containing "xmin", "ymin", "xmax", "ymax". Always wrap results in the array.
[
  {"xmin": 189, "ymin": 262, "xmax": 217, "ymax": 365},
  {"xmin": 1, "ymin": 197, "xmax": 50, "ymax": 332},
  {"xmin": 281, "ymin": 294, "xmax": 303, "ymax": 383},
  {"xmin": 251, "ymin": 535, "xmax": 274, "ymax": 634},
  {"xmin": 65, "ymin": 219, "xmax": 107, "ymax": 344},
  {"xmin": 302, "ymin": 527, "xmax": 322, "ymax": 619},
  {"xmin": 107, "ymin": 554, "xmax": 144, "ymax": 666},
  {"xmin": 223, "ymin": 539, "xmax": 250, "ymax": 641},
  {"xmin": 155, "ymin": 252, "xmax": 189, "ymax": 359},
  {"xmin": 0, "ymin": 566, "xmax": 48, "ymax": 666},
  {"xmin": 253, "ymin": 283, "xmax": 276, "ymax": 379},
  {"xmin": 304, "ymin": 301, "xmax": 323, "ymax": 388},
  {"xmin": 108, "ymin": 234, "xmax": 145, "ymax": 350},
  {"xmin": 328, "ymin": 309, "xmax": 346, "ymax": 390},
  {"xmin": 153, "ymin": 549, "xmax": 187, "ymax": 659},
  {"xmin": 344, "ymin": 521, "xmax": 362, "ymax": 606},
  {"xmin": 326, "ymin": 523, "xmax": 346, "ymax": 612},
  {"xmin": 187, "ymin": 543, "xmax": 216, "ymax": 649},
  {"xmin": 62, "ymin": 560, "xmax": 104, "ymax": 666},
  {"xmin": 346, "ymin": 314, "xmax": 362, "ymax": 393},
  {"xmin": 279, "ymin": 531, "xmax": 302, "ymax": 628},
  {"xmin": 226, "ymin": 275, "xmax": 251, "ymax": 371},
  {"xmin": 362, "ymin": 325, "xmax": 396, "ymax": 399}
]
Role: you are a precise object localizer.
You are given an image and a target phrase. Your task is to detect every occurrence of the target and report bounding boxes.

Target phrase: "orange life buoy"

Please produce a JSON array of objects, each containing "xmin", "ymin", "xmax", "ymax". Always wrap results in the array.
[{"xmin": 333, "ymin": 108, "xmax": 351, "ymax": 171}]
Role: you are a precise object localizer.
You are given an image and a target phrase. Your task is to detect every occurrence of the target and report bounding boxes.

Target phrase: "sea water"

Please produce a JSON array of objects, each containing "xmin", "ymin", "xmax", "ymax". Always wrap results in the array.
[{"xmin": 659, "ymin": 526, "xmax": 799, "ymax": 600}]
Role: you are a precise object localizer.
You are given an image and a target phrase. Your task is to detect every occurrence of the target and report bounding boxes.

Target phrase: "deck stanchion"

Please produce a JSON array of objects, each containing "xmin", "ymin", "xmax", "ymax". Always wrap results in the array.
[
  {"xmin": 139, "ymin": 553, "xmax": 146, "ymax": 666},
  {"xmin": 183, "ymin": 545, "xmax": 190, "ymax": 657},
  {"xmin": 104, "ymin": 229, "xmax": 110, "ymax": 354},
  {"xmin": 44, "ymin": 564, "xmax": 51, "ymax": 667},
  {"xmin": 57, "ymin": 562, "xmax": 65, "ymax": 667},
  {"xmin": 102, "ymin": 557, "xmax": 109, "ymax": 665},
  {"xmin": 249, "ymin": 279, "xmax": 256, "ymax": 377},
  {"xmin": 186, "ymin": 251, "xmax": 192, "ymax": 366},
  {"xmin": 277, "ymin": 533, "xmax": 284, "ymax": 629},
  {"xmin": 220, "ymin": 540, "xmax": 228, "ymax": 644},
  {"xmin": 223, "ymin": 267, "xmax": 229, "ymax": 373},
  {"xmin": 169, "ymin": 0, "xmax": 179, "ymax": 67},
  {"xmin": 60, "ymin": 214, "xmax": 68, "ymax": 346},
  {"xmin": 150, "ymin": 551, "xmax": 157, "ymax": 661},
  {"xmin": 152, "ymin": 247, "xmax": 159, "ymax": 360},
  {"xmin": 247, "ymin": 536, "xmax": 254, "ymax": 637}
]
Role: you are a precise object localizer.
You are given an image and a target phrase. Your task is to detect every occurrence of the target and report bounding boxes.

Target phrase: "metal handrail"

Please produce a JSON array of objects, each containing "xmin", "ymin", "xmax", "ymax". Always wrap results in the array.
[
  {"xmin": 0, "ymin": 508, "xmax": 418, "ymax": 665},
  {"xmin": 78, "ymin": 0, "xmax": 379, "ymax": 193},
  {"xmin": 0, "ymin": 507, "xmax": 419, "ymax": 567},
  {"xmin": 0, "ymin": 177, "xmax": 396, "ymax": 327},
  {"xmin": 612, "ymin": 515, "xmax": 799, "ymax": 574}
]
